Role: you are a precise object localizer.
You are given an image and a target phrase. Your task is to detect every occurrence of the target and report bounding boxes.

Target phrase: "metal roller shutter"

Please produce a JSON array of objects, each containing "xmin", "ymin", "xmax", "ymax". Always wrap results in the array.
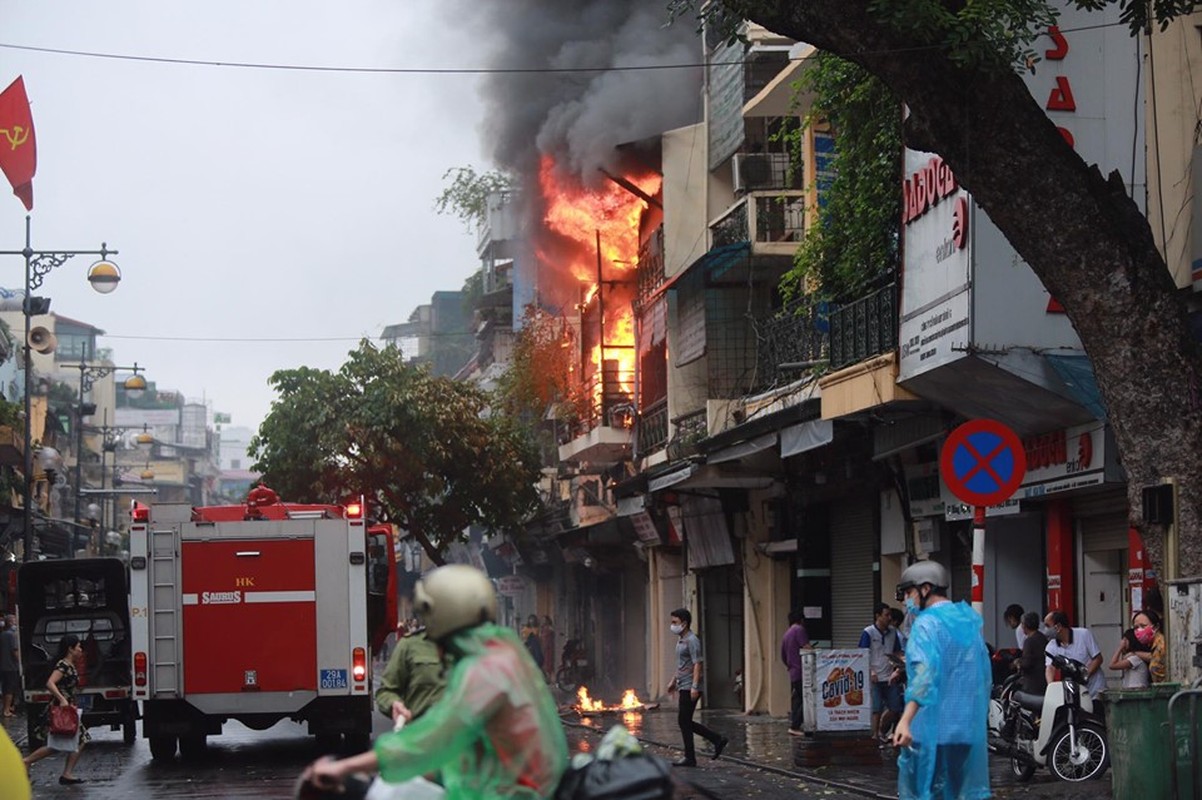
[
  {"xmin": 1075, "ymin": 489, "xmax": 1130, "ymax": 551},
  {"xmin": 830, "ymin": 499, "xmax": 877, "ymax": 648}
]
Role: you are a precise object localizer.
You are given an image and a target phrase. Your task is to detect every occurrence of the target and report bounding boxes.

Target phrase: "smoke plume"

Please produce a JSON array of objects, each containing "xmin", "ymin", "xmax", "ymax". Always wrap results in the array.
[{"xmin": 450, "ymin": 0, "xmax": 703, "ymax": 183}]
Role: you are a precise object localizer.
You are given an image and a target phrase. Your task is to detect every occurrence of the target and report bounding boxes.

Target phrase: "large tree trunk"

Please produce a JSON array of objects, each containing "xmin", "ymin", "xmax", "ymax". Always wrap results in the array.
[{"xmin": 728, "ymin": 1, "xmax": 1202, "ymax": 578}]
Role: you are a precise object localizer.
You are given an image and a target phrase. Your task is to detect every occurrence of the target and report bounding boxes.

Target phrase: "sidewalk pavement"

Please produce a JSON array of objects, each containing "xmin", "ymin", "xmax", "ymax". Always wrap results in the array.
[{"xmin": 567, "ymin": 704, "xmax": 1112, "ymax": 799}]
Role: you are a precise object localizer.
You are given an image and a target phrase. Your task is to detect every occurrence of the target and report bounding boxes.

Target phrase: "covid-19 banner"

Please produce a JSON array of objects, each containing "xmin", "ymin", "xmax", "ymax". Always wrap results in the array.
[{"xmin": 812, "ymin": 649, "xmax": 871, "ymax": 731}]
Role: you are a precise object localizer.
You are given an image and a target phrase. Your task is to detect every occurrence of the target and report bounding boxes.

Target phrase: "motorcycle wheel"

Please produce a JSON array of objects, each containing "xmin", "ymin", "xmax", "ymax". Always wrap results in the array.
[
  {"xmin": 1049, "ymin": 724, "xmax": 1108, "ymax": 782},
  {"xmin": 1010, "ymin": 753, "xmax": 1036, "ymax": 782}
]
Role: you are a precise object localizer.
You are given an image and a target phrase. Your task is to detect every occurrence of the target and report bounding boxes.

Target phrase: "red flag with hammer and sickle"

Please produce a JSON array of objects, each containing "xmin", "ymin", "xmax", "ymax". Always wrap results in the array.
[{"xmin": 0, "ymin": 76, "xmax": 36, "ymax": 211}]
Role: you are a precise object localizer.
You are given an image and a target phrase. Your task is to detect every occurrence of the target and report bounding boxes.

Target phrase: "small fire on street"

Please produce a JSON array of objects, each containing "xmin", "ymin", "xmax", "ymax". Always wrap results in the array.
[{"xmin": 574, "ymin": 686, "xmax": 657, "ymax": 716}]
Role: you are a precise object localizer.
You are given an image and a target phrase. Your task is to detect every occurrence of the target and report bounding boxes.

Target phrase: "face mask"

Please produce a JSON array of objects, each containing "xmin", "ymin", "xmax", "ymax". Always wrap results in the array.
[
  {"xmin": 1041, "ymin": 626, "xmax": 1056, "ymax": 638},
  {"xmin": 904, "ymin": 596, "xmax": 920, "ymax": 615},
  {"xmin": 670, "ymin": 623, "xmax": 684, "ymax": 635},
  {"xmin": 1135, "ymin": 626, "xmax": 1155, "ymax": 646}
]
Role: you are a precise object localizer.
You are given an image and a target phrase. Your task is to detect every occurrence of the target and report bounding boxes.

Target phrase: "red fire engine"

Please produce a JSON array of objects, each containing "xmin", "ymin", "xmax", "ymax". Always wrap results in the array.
[{"xmin": 128, "ymin": 486, "xmax": 396, "ymax": 760}]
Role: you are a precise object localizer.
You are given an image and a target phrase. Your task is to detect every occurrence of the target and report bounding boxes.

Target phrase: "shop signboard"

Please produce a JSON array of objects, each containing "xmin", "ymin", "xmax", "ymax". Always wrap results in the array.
[
  {"xmin": 801, "ymin": 649, "xmax": 871, "ymax": 732},
  {"xmin": 496, "ymin": 575, "xmax": 527, "ymax": 597},
  {"xmin": 1019, "ymin": 421, "xmax": 1110, "ymax": 499}
]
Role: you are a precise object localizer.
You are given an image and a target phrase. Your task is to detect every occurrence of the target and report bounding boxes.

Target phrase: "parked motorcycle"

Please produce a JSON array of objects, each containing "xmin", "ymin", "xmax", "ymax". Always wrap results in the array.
[{"xmin": 987, "ymin": 653, "xmax": 1108, "ymax": 782}]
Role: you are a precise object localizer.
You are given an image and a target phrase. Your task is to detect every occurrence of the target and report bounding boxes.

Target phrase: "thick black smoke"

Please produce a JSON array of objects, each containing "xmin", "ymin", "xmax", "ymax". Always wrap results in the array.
[{"xmin": 450, "ymin": 1, "xmax": 703, "ymax": 183}]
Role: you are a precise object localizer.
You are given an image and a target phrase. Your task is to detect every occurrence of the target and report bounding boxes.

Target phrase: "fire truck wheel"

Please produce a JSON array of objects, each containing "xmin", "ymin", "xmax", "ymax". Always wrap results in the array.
[
  {"xmin": 314, "ymin": 733, "xmax": 341, "ymax": 754},
  {"xmin": 179, "ymin": 734, "xmax": 208, "ymax": 760},
  {"xmin": 149, "ymin": 735, "xmax": 178, "ymax": 761},
  {"xmin": 122, "ymin": 705, "xmax": 138, "ymax": 746},
  {"xmin": 345, "ymin": 731, "xmax": 371, "ymax": 754}
]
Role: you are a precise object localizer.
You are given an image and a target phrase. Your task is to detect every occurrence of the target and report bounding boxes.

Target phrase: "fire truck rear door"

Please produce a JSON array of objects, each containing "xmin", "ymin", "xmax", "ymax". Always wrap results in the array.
[{"xmin": 180, "ymin": 520, "xmax": 318, "ymax": 694}]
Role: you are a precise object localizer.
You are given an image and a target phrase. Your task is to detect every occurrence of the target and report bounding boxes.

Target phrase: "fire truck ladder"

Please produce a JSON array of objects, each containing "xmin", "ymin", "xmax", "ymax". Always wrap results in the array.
[{"xmin": 150, "ymin": 527, "xmax": 182, "ymax": 696}]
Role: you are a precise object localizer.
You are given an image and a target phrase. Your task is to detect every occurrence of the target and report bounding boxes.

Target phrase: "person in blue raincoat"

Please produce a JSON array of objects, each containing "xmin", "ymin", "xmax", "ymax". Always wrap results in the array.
[{"xmin": 892, "ymin": 561, "xmax": 991, "ymax": 800}]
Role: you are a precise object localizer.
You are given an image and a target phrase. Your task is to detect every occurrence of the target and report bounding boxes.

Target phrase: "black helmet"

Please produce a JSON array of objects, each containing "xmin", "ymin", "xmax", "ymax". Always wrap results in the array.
[{"xmin": 895, "ymin": 560, "xmax": 950, "ymax": 601}]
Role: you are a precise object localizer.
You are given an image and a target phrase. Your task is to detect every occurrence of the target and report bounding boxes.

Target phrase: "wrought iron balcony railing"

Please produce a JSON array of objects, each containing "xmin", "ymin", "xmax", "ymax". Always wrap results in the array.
[
  {"xmin": 637, "ymin": 397, "xmax": 669, "ymax": 457},
  {"xmin": 636, "ymin": 227, "xmax": 666, "ymax": 307},
  {"xmin": 828, "ymin": 282, "xmax": 898, "ymax": 371},
  {"xmin": 754, "ymin": 296, "xmax": 829, "ymax": 391},
  {"xmin": 666, "ymin": 408, "xmax": 707, "ymax": 461}
]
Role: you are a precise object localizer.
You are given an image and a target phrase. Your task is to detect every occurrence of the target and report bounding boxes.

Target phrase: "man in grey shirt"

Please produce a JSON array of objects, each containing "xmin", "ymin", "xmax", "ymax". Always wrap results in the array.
[
  {"xmin": 1, "ymin": 614, "xmax": 18, "ymax": 717},
  {"xmin": 665, "ymin": 608, "xmax": 727, "ymax": 767}
]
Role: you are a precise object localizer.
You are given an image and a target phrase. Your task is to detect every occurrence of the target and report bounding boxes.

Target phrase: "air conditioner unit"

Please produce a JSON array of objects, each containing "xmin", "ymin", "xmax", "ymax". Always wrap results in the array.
[{"xmin": 733, "ymin": 152, "xmax": 791, "ymax": 194}]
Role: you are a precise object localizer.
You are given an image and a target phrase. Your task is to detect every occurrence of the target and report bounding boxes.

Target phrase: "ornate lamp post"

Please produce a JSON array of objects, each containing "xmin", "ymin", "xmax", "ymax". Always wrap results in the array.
[{"xmin": 0, "ymin": 216, "xmax": 121, "ymax": 560}]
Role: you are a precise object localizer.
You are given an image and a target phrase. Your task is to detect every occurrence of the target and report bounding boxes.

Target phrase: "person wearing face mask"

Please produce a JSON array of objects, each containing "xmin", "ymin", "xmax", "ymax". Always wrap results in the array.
[
  {"xmin": 1010, "ymin": 612, "xmax": 1048, "ymax": 695},
  {"xmin": 1129, "ymin": 610, "xmax": 1167, "ymax": 683},
  {"xmin": 665, "ymin": 608, "xmax": 728, "ymax": 767},
  {"xmin": 891, "ymin": 561, "xmax": 990, "ymax": 800},
  {"xmin": 1109, "ymin": 625, "xmax": 1151, "ymax": 688},
  {"xmin": 1042, "ymin": 610, "xmax": 1106, "ymax": 700}
]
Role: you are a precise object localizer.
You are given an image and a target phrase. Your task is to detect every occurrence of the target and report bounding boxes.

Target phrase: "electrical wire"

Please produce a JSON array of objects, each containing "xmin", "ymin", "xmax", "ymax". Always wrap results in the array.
[{"xmin": 0, "ymin": 20, "xmax": 1130, "ymax": 76}]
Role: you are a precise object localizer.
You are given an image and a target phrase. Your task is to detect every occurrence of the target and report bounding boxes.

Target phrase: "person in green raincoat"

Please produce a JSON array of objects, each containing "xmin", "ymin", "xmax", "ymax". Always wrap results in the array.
[
  {"xmin": 305, "ymin": 564, "xmax": 568, "ymax": 799},
  {"xmin": 892, "ymin": 561, "xmax": 991, "ymax": 800}
]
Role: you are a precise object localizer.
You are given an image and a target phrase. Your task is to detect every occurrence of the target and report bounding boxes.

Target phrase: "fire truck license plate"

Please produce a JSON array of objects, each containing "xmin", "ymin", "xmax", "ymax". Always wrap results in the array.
[{"xmin": 320, "ymin": 669, "xmax": 349, "ymax": 690}]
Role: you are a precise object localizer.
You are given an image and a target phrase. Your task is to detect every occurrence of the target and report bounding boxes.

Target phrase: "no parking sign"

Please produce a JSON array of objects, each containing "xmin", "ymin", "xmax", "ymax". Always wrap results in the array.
[{"xmin": 939, "ymin": 420, "xmax": 1026, "ymax": 610}]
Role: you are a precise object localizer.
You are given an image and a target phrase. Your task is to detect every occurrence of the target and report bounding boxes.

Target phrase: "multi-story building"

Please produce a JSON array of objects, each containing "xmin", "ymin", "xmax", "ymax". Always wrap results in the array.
[{"xmin": 427, "ymin": 4, "xmax": 1202, "ymax": 707}]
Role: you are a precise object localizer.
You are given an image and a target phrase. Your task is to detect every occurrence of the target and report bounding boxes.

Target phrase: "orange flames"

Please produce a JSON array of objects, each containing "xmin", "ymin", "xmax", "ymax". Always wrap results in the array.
[
  {"xmin": 538, "ymin": 157, "xmax": 660, "ymax": 424},
  {"xmin": 576, "ymin": 685, "xmax": 647, "ymax": 712}
]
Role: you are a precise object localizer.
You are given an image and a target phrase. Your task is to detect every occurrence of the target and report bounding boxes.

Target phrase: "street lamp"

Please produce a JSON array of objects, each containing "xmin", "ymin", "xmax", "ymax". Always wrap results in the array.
[
  {"xmin": 72, "ymin": 361, "xmax": 146, "ymax": 528},
  {"xmin": 0, "ymin": 216, "xmax": 120, "ymax": 561}
]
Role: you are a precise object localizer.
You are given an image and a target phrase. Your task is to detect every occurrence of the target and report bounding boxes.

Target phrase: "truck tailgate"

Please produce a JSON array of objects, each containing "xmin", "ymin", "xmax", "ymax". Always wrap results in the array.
[{"xmin": 181, "ymin": 538, "xmax": 316, "ymax": 693}]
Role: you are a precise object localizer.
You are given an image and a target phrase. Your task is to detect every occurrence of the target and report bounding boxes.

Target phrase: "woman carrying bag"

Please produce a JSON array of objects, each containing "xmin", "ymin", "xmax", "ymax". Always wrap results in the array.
[{"xmin": 23, "ymin": 634, "xmax": 89, "ymax": 785}]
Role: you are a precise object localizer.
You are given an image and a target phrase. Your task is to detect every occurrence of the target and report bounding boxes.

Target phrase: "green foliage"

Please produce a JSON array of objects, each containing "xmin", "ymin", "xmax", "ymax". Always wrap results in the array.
[
  {"xmin": 678, "ymin": 2, "xmax": 1199, "ymax": 70},
  {"xmin": 781, "ymin": 53, "xmax": 902, "ymax": 302},
  {"xmin": 494, "ymin": 307, "xmax": 580, "ymax": 466},
  {"xmin": 250, "ymin": 341, "xmax": 541, "ymax": 561},
  {"xmin": 495, "ymin": 307, "xmax": 576, "ymax": 420},
  {"xmin": 433, "ymin": 166, "xmax": 517, "ymax": 231}
]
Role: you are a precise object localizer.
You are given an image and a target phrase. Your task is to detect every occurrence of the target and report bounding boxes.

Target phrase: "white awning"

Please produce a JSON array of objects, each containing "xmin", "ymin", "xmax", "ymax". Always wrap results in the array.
[
  {"xmin": 708, "ymin": 432, "xmax": 778, "ymax": 465},
  {"xmin": 648, "ymin": 464, "xmax": 696, "ymax": 492},
  {"xmin": 780, "ymin": 419, "xmax": 834, "ymax": 459}
]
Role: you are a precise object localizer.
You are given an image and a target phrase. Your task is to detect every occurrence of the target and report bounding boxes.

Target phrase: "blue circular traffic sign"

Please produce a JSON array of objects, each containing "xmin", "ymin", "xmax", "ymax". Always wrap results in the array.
[{"xmin": 940, "ymin": 419, "xmax": 1027, "ymax": 507}]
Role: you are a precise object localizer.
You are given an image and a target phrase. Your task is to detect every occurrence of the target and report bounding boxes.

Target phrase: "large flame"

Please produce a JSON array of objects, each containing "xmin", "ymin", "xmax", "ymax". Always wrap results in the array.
[{"xmin": 538, "ymin": 157, "xmax": 660, "ymax": 425}]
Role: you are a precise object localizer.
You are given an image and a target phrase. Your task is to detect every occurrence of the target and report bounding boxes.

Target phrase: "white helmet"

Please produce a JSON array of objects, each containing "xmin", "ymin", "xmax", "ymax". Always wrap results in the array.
[
  {"xmin": 413, "ymin": 564, "xmax": 498, "ymax": 641},
  {"xmin": 895, "ymin": 560, "xmax": 950, "ymax": 601}
]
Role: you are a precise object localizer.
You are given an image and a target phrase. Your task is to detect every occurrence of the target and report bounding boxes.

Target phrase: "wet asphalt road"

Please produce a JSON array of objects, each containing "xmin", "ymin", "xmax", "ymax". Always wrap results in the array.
[{"xmin": 16, "ymin": 713, "xmax": 870, "ymax": 800}]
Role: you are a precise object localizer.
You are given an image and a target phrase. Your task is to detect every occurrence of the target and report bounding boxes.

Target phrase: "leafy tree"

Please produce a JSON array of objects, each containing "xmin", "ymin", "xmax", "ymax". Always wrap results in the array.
[
  {"xmin": 433, "ymin": 166, "xmax": 517, "ymax": 231},
  {"xmin": 669, "ymin": 0, "xmax": 1202, "ymax": 576},
  {"xmin": 780, "ymin": 53, "xmax": 902, "ymax": 302},
  {"xmin": 494, "ymin": 306, "xmax": 582, "ymax": 466},
  {"xmin": 249, "ymin": 341, "xmax": 541, "ymax": 564}
]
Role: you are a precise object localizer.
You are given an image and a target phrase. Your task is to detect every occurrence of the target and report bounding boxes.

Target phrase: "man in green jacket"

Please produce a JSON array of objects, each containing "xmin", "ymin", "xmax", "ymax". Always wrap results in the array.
[
  {"xmin": 306, "ymin": 565, "xmax": 567, "ymax": 799},
  {"xmin": 375, "ymin": 628, "xmax": 446, "ymax": 723}
]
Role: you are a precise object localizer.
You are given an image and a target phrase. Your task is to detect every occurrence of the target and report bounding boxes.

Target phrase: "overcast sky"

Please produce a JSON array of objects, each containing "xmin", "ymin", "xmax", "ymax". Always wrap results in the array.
[{"xmin": 0, "ymin": 1, "xmax": 486, "ymax": 434}]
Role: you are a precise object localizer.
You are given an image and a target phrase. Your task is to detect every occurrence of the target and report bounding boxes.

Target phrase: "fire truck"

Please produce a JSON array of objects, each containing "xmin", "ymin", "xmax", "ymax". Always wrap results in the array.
[{"xmin": 128, "ymin": 486, "xmax": 396, "ymax": 760}]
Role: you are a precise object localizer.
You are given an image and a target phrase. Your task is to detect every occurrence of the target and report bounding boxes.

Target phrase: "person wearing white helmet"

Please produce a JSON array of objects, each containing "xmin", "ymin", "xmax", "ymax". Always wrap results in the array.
[
  {"xmin": 304, "ymin": 564, "xmax": 567, "ymax": 799},
  {"xmin": 892, "ymin": 560, "xmax": 990, "ymax": 800}
]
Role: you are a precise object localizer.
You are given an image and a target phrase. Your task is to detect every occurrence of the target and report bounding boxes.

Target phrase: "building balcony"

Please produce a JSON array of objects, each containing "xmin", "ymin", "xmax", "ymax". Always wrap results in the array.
[
  {"xmin": 0, "ymin": 424, "xmax": 21, "ymax": 466},
  {"xmin": 709, "ymin": 190, "xmax": 807, "ymax": 257},
  {"xmin": 828, "ymin": 282, "xmax": 898, "ymax": 371},
  {"xmin": 557, "ymin": 370, "xmax": 635, "ymax": 465},
  {"xmin": 753, "ymin": 296, "xmax": 828, "ymax": 392},
  {"xmin": 476, "ymin": 190, "xmax": 520, "ymax": 259},
  {"xmin": 636, "ymin": 227, "xmax": 666, "ymax": 309},
  {"xmin": 665, "ymin": 408, "xmax": 707, "ymax": 462},
  {"xmin": 820, "ymin": 284, "xmax": 918, "ymax": 419},
  {"xmin": 637, "ymin": 397, "xmax": 669, "ymax": 457}
]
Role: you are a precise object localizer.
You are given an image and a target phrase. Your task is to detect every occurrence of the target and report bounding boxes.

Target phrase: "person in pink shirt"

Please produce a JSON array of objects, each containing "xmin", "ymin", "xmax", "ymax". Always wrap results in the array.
[{"xmin": 780, "ymin": 610, "xmax": 811, "ymax": 735}]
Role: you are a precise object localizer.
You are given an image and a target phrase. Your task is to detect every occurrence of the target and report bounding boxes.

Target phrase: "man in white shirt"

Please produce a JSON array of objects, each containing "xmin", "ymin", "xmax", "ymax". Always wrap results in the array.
[{"xmin": 1043, "ymin": 610, "xmax": 1106, "ymax": 699}]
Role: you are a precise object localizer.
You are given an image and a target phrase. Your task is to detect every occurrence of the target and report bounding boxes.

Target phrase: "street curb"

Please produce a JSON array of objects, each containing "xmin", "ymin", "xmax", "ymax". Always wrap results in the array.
[{"xmin": 564, "ymin": 719, "xmax": 897, "ymax": 800}]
